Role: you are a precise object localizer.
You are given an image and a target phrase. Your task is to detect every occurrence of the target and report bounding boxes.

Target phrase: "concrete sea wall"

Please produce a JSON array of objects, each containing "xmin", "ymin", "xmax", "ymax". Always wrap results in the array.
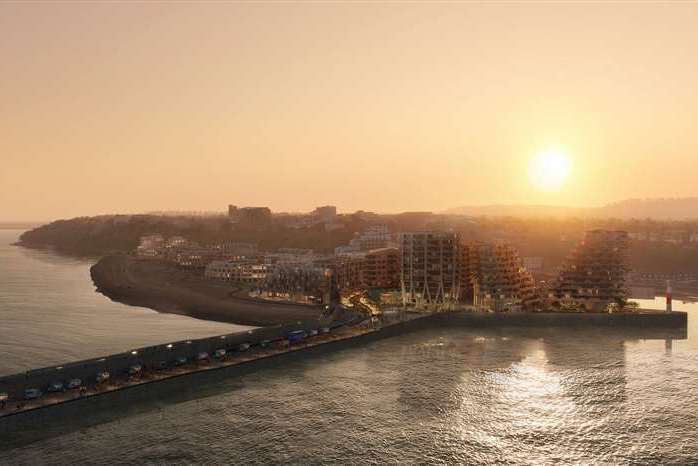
[
  {"xmin": 437, "ymin": 310, "xmax": 688, "ymax": 339},
  {"xmin": 0, "ymin": 309, "xmax": 687, "ymax": 442},
  {"xmin": 0, "ymin": 317, "xmax": 357, "ymax": 401}
]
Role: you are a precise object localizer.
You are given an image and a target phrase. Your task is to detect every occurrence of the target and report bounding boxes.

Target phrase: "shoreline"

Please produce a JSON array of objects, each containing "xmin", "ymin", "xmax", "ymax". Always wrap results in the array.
[{"xmin": 90, "ymin": 254, "xmax": 324, "ymax": 327}]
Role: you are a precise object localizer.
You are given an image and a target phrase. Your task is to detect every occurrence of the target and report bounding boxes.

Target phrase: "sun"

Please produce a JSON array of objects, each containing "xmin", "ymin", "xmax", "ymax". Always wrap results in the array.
[{"xmin": 529, "ymin": 149, "xmax": 572, "ymax": 191}]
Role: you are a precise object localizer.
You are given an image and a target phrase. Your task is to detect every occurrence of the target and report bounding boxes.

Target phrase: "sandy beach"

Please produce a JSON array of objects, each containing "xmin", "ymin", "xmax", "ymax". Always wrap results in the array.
[{"xmin": 90, "ymin": 255, "xmax": 324, "ymax": 326}]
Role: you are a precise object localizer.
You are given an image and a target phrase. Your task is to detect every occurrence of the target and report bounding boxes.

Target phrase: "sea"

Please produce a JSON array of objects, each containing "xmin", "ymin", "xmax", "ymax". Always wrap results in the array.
[
  {"xmin": 0, "ymin": 230, "xmax": 247, "ymax": 376},
  {"xmin": 1, "ymin": 229, "xmax": 698, "ymax": 464}
]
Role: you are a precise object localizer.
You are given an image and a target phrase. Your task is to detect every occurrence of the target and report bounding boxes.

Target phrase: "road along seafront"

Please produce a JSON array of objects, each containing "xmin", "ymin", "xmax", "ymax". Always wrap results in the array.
[
  {"xmin": 0, "ymin": 307, "xmax": 433, "ymax": 424},
  {"xmin": 0, "ymin": 307, "xmax": 687, "ymax": 435}
]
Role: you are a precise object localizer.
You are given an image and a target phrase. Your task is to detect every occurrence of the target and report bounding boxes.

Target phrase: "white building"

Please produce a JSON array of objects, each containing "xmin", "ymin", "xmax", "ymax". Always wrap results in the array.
[
  {"xmin": 334, "ymin": 225, "xmax": 396, "ymax": 255},
  {"xmin": 136, "ymin": 234, "xmax": 165, "ymax": 257},
  {"xmin": 204, "ymin": 259, "xmax": 269, "ymax": 284}
]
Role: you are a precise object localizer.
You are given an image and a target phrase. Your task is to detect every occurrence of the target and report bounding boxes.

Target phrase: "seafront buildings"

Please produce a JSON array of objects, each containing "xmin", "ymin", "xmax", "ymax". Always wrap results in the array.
[
  {"xmin": 334, "ymin": 225, "xmax": 396, "ymax": 255},
  {"xmin": 551, "ymin": 230, "xmax": 630, "ymax": 311},
  {"xmin": 399, "ymin": 232, "xmax": 461, "ymax": 306},
  {"xmin": 204, "ymin": 259, "xmax": 268, "ymax": 284},
  {"xmin": 467, "ymin": 243, "xmax": 539, "ymax": 312},
  {"xmin": 335, "ymin": 247, "xmax": 400, "ymax": 290},
  {"xmin": 134, "ymin": 224, "xmax": 636, "ymax": 313}
]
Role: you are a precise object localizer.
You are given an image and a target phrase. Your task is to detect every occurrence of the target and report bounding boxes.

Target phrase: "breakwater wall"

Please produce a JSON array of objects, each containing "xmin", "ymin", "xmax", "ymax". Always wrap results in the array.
[
  {"xmin": 437, "ymin": 310, "xmax": 688, "ymax": 338},
  {"xmin": 0, "ymin": 312, "xmax": 442, "ymax": 446},
  {"xmin": 0, "ymin": 312, "xmax": 361, "ymax": 401},
  {"xmin": 0, "ymin": 310, "xmax": 689, "ymax": 446}
]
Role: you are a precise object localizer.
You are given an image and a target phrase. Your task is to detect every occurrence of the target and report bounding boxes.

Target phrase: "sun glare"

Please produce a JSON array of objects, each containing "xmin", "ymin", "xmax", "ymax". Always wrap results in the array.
[{"xmin": 529, "ymin": 149, "xmax": 571, "ymax": 192}]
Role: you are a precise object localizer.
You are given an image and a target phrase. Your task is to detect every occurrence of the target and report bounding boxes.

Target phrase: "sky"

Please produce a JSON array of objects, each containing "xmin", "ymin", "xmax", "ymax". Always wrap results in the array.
[{"xmin": 2, "ymin": 2, "xmax": 698, "ymax": 222}]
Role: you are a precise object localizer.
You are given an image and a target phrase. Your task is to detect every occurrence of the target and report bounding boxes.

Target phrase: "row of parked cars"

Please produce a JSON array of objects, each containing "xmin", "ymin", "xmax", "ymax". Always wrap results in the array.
[
  {"xmin": 19, "ymin": 377, "xmax": 86, "ymax": 401},
  {"xmin": 7, "ymin": 326, "xmax": 333, "ymax": 404}
]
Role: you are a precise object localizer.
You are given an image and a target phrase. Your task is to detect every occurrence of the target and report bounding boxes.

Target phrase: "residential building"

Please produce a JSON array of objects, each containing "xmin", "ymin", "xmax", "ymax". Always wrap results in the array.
[
  {"xmin": 212, "ymin": 241, "xmax": 258, "ymax": 257},
  {"xmin": 334, "ymin": 225, "xmax": 395, "ymax": 255},
  {"xmin": 522, "ymin": 256, "xmax": 544, "ymax": 274},
  {"xmin": 136, "ymin": 234, "xmax": 164, "ymax": 257},
  {"xmin": 335, "ymin": 247, "xmax": 400, "ymax": 291},
  {"xmin": 164, "ymin": 236, "xmax": 188, "ymax": 249},
  {"xmin": 228, "ymin": 205, "xmax": 272, "ymax": 226},
  {"xmin": 363, "ymin": 247, "xmax": 400, "ymax": 289},
  {"xmin": 399, "ymin": 231, "xmax": 460, "ymax": 306},
  {"xmin": 311, "ymin": 205, "xmax": 337, "ymax": 223},
  {"xmin": 552, "ymin": 230, "xmax": 630, "ymax": 311},
  {"xmin": 204, "ymin": 259, "xmax": 268, "ymax": 284},
  {"xmin": 261, "ymin": 262, "xmax": 331, "ymax": 303},
  {"xmin": 335, "ymin": 253, "xmax": 365, "ymax": 290},
  {"xmin": 174, "ymin": 246, "xmax": 218, "ymax": 269},
  {"xmin": 468, "ymin": 243, "xmax": 538, "ymax": 312}
]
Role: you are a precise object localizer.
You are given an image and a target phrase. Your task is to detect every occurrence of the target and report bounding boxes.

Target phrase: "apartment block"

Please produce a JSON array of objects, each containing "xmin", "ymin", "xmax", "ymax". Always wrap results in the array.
[
  {"xmin": 467, "ymin": 243, "xmax": 538, "ymax": 312},
  {"xmin": 399, "ymin": 232, "xmax": 460, "ymax": 306},
  {"xmin": 335, "ymin": 247, "xmax": 400, "ymax": 290},
  {"xmin": 552, "ymin": 230, "xmax": 629, "ymax": 310}
]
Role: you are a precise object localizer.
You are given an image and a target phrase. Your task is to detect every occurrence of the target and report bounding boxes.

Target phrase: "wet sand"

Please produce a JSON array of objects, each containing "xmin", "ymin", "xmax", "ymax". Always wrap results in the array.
[{"xmin": 90, "ymin": 255, "xmax": 323, "ymax": 326}]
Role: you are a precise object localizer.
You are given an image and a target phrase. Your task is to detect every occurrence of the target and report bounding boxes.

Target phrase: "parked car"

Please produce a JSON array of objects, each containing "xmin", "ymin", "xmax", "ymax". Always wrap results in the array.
[
  {"xmin": 195, "ymin": 352, "xmax": 210, "ymax": 362},
  {"xmin": 67, "ymin": 378, "xmax": 82, "ymax": 389},
  {"xmin": 173, "ymin": 356, "xmax": 188, "ymax": 366},
  {"xmin": 287, "ymin": 330, "xmax": 307, "ymax": 344},
  {"xmin": 96, "ymin": 371, "xmax": 110, "ymax": 384},
  {"xmin": 47, "ymin": 382, "xmax": 65, "ymax": 393},
  {"xmin": 128, "ymin": 364, "xmax": 143, "ymax": 376},
  {"xmin": 24, "ymin": 388, "xmax": 42, "ymax": 400},
  {"xmin": 156, "ymin": 361, "xmax": 168, "ymax": 370},
  {"xmin": 213, "ymin": 349, "xmax": 227, "ymax": 359},
  {"xmin": 260, "ymin": 339, "xmax": 271, "ymax": 348},
  {"xmin": 238, "ymin": 343, "xmax": 250, "ymax": 352}
]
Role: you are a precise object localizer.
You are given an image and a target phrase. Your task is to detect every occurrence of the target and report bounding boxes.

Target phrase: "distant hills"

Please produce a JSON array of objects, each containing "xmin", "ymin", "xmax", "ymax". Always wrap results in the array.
[{"xmin": 446, "ymin": 198, "xmax": 698, "ymax": 220}]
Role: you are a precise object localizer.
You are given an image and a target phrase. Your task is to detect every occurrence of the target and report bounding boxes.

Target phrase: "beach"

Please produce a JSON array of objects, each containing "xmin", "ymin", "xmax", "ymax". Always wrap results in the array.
[{"xmin": 90, "ymin": 255, "xmax": 323, "ymax": 327}]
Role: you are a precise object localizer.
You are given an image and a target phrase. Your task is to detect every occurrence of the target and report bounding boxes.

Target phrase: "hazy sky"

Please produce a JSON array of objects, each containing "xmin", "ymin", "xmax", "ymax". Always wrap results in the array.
[{"xmin": 2, "ymin": 2, "xmax": 698, "ymax": 221}]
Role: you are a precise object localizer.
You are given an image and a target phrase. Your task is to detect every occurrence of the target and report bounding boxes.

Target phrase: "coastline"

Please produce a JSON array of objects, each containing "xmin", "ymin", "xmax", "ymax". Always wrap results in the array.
[{"xmin": 90, "ymin": 254, "xmax": 324, "ymax": 327}]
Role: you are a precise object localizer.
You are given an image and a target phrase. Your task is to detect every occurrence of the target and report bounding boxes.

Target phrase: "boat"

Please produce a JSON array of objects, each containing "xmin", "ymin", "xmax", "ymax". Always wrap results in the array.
[
  {"xmin": 24, "ymin": 388, "xmax": 42, "ymax": 400},
  {"xmin": 67, "ymin": 378, "xmax": 82, "ymax": 389},
  {"xmin": 238, "ymin": 343, "xmax": 250, "ymax": 351},
  {"xmin": 96, "ymin": 371, "xmax": 110, "ymax": 383},
  {"xmin": 195, "ymin": 352, "xmax": 209, "ymax": 361},
  {"xmin": 213, "ymin": 349, "xmax": 227, "ymax": 359},
  {"xmin": 128, "ymin": 364, "xmax": 143, "ymax": 376},
  {"xmin": 47, "ymin": 382, "xmax": 65, "ymax": 393}
]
